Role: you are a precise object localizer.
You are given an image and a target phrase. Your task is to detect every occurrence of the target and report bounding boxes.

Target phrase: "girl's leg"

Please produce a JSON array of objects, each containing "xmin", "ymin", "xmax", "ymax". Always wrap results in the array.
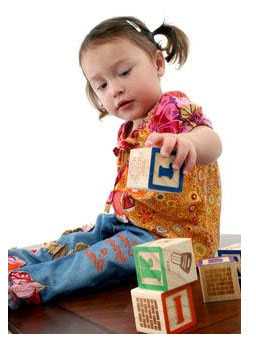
[
  {"xmin": 8, "ymin": 221, "xmax": 155, "ymax": 309},
  {"xmin": 8, "ymin": 214, "xmax": 118, "ymax": 271}
]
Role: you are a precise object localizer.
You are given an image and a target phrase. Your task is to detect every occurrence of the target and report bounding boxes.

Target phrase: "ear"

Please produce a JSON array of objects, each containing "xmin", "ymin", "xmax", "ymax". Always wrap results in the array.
[{"xmin": 154, "ymin": 50, "xmax": 165, "ymax": 77}]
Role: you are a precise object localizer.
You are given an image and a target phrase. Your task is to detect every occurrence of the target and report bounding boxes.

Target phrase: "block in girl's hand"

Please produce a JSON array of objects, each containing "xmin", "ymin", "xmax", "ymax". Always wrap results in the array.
[
  {"xmin": 133, "ymin": 238, "xmax": 197, "ymax": 292},
  {"xmin": 131, "ymin": 284, "xmax": 197, "ymax": 334},
  {"xmin": 197, "ymin": 256, "xmax": 241, "ymax": 303},
  {"xmin": 127, "ymin": 147, "xmax": 184, "ymax": 193}
]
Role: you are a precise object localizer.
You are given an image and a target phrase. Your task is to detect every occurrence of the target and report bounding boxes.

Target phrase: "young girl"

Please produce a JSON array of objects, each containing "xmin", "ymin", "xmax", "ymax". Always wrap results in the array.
[{"xmin": 8, "ymin": 16, "xmax": 222, "ymax": 309}]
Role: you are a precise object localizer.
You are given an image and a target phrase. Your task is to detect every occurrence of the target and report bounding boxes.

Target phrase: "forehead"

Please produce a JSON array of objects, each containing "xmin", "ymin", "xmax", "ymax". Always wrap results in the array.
[{"xmin": 81, "ymin": 38, "xmax": 150, "ymax": 80}]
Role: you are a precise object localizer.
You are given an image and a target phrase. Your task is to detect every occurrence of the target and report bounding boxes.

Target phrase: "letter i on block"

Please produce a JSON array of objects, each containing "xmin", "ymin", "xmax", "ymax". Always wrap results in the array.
[
  {"xmin": 197, "ymin": 256, "xmax": 241, "ymax": 303},
  {"xmin": 131, "ymin": 284, "xmax": 197, "ymax": 333},
  {"xmin": 133, "ymin": 238, "xmax": 197, "ymax": 291},
  {"xmin": 127, "ymin": 147, "xmax": 184, "ymax": 193}
]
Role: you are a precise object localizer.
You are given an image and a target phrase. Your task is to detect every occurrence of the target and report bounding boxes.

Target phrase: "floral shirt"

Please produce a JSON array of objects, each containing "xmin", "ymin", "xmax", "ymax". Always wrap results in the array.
[{"xmin": 105, "ymin": 91, "xmax": 221, "ymax": 261}]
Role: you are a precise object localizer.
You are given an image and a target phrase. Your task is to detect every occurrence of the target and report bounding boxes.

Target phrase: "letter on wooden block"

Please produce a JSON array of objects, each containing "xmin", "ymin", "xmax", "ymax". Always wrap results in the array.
[
  {"xmin": 133, "ymin": 238, "xmax": 197, "ymax": 291},
  {"xmin": 131, "ymin": 284, "xmax": 197, "ymax": 334},
  {"xmin": 127, "ymin": 147, "xmax": 184, "ymax": 193},
  {"xmin": 197, "ymin": 256, "xmax": 241, "ymax": 303}
]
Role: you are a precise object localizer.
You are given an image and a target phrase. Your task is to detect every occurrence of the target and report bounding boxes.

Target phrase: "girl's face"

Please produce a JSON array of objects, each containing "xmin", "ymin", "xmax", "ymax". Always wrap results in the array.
[{"xmin": 81, "ymin": 37, "xmax": 165, "ymax": 123}]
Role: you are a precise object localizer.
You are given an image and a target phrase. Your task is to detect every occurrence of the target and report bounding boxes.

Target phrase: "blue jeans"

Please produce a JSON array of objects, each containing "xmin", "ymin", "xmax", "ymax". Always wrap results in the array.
[{"xmin": 8, "ymin": 214, "xmax": 155, "ymax": 309}]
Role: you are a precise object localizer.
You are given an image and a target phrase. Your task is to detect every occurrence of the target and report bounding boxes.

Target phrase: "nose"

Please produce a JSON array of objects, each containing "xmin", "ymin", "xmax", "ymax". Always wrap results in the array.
[{"xmin": 109, "ymin": 79, "xmax": 125, "ymax": 98}]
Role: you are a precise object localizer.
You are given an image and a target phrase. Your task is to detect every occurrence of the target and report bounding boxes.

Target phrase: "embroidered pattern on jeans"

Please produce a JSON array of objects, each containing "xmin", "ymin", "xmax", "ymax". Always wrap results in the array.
[
  {"xmin": 43, "ymin": 241, "xmax": 69, "ymax": 259},
  {"xmin": 105, "ymin": 238, "xmax": 128, "ymax": 263},
  {"xmin": 62, "ymin": 227, "xmax": 84, "ymax": 235},
  {"xmin": 117, "ymin": 234, "xmax": 138, "ymax": 256},
  {"xmin": 74, "ymin": 242, "xmax": 89, "ymax": 252},
  {"xmin": 84, "ymin": 248, "xmax": 109, "ymax": 272}
]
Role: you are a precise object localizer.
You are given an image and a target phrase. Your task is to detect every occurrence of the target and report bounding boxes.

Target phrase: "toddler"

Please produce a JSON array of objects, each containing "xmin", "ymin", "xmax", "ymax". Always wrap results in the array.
[{"xmin": 8, "ymin": 16, "xmax": 222, "ymax": 309}]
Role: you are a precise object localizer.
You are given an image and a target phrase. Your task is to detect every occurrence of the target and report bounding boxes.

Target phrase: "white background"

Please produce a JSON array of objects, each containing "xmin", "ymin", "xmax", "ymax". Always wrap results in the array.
[
  {"xmin": 1, "ymin": 0, "xmax": 255, "ymax": 337},
  {"xmin": 1, "ymin": 0, "xmax": 254, "ymax": 246}
]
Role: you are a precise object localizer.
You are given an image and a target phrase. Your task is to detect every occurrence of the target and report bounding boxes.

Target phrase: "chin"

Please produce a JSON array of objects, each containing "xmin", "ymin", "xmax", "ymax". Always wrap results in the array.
[
  {"xmin": 117, "ymin": 113, "xmax": 136, "ymax": 121},
  {"xmin": 132, "ymin": 113, "xmax": 147, "ymax": 121},
  {"xmin": 115, "ymin": 110, "xmax": 146, "ymax": 122}
]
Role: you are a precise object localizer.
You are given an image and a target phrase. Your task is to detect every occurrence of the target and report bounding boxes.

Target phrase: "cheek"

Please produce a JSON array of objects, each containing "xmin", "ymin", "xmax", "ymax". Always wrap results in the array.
[
  {"xmin": 134, "ymin": 68, "xmax": 159, "ymax": 91},
  {"xmin": 96, "ymin": 92, "xmax": 108, "ymax": 105},
  {"xmin": 102, "ymin": 96, "xmax": 115, "ymax": 112}
]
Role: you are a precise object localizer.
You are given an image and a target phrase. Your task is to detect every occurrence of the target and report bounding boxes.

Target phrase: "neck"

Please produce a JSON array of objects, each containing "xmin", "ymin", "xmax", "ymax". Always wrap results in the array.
[{"xmin": 132, "ymin": 118, "xmax": 144, "ymax": 129}]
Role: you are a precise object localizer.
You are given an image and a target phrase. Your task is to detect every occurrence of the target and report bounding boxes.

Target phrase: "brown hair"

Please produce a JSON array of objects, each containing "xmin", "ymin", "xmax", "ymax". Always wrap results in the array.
[{"xmin": 79, "ymin": 16, "xmax": 189, "ymax": 119}]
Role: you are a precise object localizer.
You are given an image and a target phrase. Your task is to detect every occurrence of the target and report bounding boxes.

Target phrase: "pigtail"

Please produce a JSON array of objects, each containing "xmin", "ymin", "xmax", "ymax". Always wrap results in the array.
[{"xmin": 152, "ymin": 23, "xmax": 189, "ymax": 68}]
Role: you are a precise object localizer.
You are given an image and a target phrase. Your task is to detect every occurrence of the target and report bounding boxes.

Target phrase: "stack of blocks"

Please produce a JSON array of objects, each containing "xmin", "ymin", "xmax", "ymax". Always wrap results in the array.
[
  {"xmin": 131, "ymin": 238, "xmax": 198, "ymax": 333},
  {"xmin": 128, "ymin": 146, "xmax": 241, "ymax": 331}
]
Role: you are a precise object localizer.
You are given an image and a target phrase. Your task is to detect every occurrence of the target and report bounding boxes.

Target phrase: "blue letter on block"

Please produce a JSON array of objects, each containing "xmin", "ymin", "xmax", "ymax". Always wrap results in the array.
[
  {"xmin": 148, "ymin": 147, "xmax": 184, "ymax": 192},
  {"xmin": 158, "ymin": 163, "xmax": 174, "ymax": 179}
]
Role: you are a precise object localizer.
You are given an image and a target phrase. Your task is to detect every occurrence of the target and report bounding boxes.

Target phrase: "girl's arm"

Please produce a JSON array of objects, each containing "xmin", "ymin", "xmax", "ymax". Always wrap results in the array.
[{"xmin": 182, "ymin": 126, "xmax": 222, "ymax": 165}]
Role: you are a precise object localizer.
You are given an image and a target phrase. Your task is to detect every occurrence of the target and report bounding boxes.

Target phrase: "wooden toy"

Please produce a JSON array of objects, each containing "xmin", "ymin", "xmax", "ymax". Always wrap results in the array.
[
  {"xmin": 133, "ymin": 238, "xmax": 197, "ymax": 291},
  {"xmin": 127, "ymin": 147, "xmax": 184, "ymax": 193},
  {"xmin": 197, "ymin": 256, "xmax": 240, "ymax": 303},
  {"xmin": 218, "ymin": 243, "xmax": 241, "ymax": 275},
  {"xmin": 131, "ymin": 283, "xmax": 197, "ymax": 333}
]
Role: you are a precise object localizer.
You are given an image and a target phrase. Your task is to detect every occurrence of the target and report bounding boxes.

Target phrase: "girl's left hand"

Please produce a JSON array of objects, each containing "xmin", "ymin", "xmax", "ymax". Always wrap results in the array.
[{"xmin": 145, "ymin": 132, "xmax": 197, "ymax": 174}]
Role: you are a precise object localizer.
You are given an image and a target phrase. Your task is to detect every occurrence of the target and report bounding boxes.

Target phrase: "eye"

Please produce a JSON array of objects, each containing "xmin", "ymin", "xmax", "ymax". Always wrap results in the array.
[
  {"xmin": 120, "ymin": 68, "xmax": 131, "ymax": 77},
  {"xmin": 97, "ymin": 82, "xmax": 107, "ymax": 91}
]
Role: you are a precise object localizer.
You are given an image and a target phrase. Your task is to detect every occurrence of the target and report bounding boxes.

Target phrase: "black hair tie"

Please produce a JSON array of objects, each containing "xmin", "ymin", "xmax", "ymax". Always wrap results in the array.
[
  {"xmin": 152, "ymin": 24, "xmax": 177, "ymax": 62},
  {"xmin": 126, "ymin": 19, "xmax": 162, "ymax": 50}
]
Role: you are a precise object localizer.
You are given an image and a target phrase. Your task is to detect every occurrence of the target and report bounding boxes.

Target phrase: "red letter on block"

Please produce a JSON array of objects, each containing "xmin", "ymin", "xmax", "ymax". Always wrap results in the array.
[
  {"xmin": 173, "ymin": 295, "xmax": 185, "ymax": 324},
  {"xmin": 162, "ymin": 284, "xmax": 197, "ymax": 333}
]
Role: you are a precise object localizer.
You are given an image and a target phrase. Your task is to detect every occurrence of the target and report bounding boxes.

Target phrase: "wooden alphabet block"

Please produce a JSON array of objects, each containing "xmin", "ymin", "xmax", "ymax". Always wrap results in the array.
[
  {"xmin": 218, "ymin": 243, "xmax": 241, "ymax": 276},
  {"xmin": 197, "ymin": 256, "xmax": 241, "ymax": 303},
  {"xmin": 133, "ymin": 238, "xmax": 197, "ymax": 291},
  {"xmin": 131, "ymin": 284, "xmax": 197, "ymax": 333},
  {"xmin": 127, "ymin": 147, "xmax": 184, "ymax": 193}
]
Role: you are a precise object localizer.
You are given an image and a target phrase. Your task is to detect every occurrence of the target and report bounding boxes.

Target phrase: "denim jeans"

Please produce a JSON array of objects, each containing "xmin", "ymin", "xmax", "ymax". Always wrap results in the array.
[{"xmin": 8, "ymin": 213, "xmax": 155, "ymax": 309}]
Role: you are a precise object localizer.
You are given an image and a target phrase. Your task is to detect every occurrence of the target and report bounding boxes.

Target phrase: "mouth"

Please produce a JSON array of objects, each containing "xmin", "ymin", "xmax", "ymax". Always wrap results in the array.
[{"xmin": 117, "ymin": 100, "xmax": 134, "ymax": 111}]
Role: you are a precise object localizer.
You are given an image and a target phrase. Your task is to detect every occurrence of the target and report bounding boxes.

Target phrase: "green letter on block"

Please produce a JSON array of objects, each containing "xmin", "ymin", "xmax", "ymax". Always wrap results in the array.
[{"xmin": 133, "ymin": 246, "xmax": 168, "ymax": 291}]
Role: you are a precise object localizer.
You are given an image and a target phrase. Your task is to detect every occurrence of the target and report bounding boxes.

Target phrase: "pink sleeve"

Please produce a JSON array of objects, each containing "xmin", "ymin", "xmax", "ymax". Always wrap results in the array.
[{"xmin": 148, "ymin": 91, "xmax": 212, "ymax": 134}]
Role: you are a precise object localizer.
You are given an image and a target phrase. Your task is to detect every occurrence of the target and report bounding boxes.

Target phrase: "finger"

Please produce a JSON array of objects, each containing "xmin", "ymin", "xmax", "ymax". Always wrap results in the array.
[
  {"xmin": 172, "ymin": 144, "xmax": 189, "ymax": 170},
  {"xmin": 160, "ymin": 135, "xmax": 177, "ymax": 157},
  {"xmin": 183, "ymin": 148, "xmax": 197, "ymax": 174},
  {"xmin": 145, "ymin": 132, "xmax": 164, "ymax": 147}
]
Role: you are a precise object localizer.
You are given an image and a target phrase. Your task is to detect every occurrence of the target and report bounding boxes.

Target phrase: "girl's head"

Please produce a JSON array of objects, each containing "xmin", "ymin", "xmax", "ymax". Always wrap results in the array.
[{"xmin": 79, "ymin": 16, "xmax": 189, "ymax": 121}]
